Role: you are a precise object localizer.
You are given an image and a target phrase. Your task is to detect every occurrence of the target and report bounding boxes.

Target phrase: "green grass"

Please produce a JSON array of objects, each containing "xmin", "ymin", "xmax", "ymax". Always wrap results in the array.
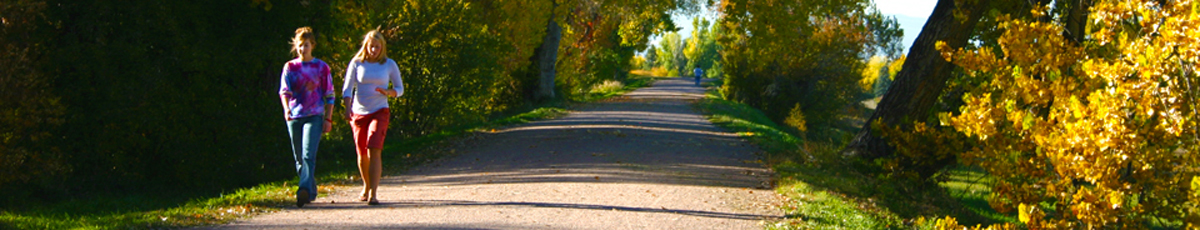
[
  {"xmin": 696, "ymin": 91, "xmax": 903, "ymax": 229},
  {"xmin": 938, "ymin": 167, "xmax": 1013, "ymax": 225},
  {"xmin": 695, "ymin": 88, "xmax": 1014, "ymax": 230},
  {"xmin": 0, "ymin": 74, "xmax": 666, "ymax": 230},
  {"xmin": 576, "ymin": 74, "xmax": 660, "ymax": 102},
  {"xmin": 0, "ymin": 177, "xmax": 331, "ymax": 229}
]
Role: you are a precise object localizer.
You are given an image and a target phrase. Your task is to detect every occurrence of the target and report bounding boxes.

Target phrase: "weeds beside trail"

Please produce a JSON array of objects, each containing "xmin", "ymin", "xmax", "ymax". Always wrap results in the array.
[{"xmin": 696, "ymin": 89, "xmax": 1012, "ymax": 229}]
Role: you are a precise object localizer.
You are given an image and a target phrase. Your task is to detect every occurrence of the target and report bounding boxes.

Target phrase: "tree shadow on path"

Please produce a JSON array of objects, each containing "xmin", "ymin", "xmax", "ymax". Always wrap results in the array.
[{"xmin": 395, "ymin": 77, "xmax": 772, "ymax": 190}]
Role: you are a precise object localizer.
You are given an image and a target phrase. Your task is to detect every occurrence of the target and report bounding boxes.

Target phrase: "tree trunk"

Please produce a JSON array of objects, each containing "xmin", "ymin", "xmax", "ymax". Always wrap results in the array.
[
  {"xmin": 534, "ymin": 17, "xmax": 562, "ymax": 101},
  {"xmin": 844, "ymin": 0, "xmax": 987, "ymax": 159},
  {"xmin": 1062, "ymin": 0, "xmax": 1091, "ymax": 45}
]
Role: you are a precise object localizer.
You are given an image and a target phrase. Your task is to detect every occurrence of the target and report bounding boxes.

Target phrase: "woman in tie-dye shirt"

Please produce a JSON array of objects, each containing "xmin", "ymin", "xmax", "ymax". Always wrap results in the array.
[{"xmin": 278, "ymin": 26, "xmax": 334, "ymax": 208}]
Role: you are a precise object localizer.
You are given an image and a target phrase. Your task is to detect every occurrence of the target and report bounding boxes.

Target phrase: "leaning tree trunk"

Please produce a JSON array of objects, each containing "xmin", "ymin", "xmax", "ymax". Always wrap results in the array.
[
  {"xmin": 844, "ymin": 0, "xmax": 988, "ymax": 159},
  {"xmin": 533, "ymin": 17, "xmax": 562, "ymax": 101}
]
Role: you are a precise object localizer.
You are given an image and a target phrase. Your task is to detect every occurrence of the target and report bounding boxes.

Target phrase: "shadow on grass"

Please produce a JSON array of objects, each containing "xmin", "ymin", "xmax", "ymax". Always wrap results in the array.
[{"xmin": 695, "ymin": 90, "xmax": 1010, "ymax": 229}]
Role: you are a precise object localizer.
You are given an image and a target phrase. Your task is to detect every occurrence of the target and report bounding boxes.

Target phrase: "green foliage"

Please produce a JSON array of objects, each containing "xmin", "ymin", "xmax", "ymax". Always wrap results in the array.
[
  {"xmin": 553, "ymin": 0, "xmax": 676, "ymax": 99},
  {"xmin": 655, "ymin": 32, "xmax": 686, "ymax": 77},
  {"xmin": 642, "ymin": 44, "xmax": 658, "ymax": 70},
  {"xmin": 0, "ymin": 0, "xmax": 67, "ymax": 193},
  {"xmin": 717, "ymin": 0, "xmax": 900, "ymax": 137},
  {"xmin": 683, "ymin": 17, "xmax": 720, "ymax": 77},
  {"xmin": 29, "ymin": 0, "xmax": 333, "ymax": 200},
  {"xmin": 340, "ymin": 0, "xmax": 518, "ymax": 137}
]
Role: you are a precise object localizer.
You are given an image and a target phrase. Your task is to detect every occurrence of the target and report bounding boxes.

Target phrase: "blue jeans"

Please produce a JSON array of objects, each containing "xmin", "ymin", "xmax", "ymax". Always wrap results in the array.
[{"xmin": 286, "ymin": 116, "xmax": 322, "ymax": 200}]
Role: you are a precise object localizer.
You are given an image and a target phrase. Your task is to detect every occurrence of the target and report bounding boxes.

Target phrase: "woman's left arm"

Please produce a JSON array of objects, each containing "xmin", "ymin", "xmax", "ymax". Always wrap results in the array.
[
  {"xmin": 322, "ymin": 64, "xmax": 335, "ymax": 132},
  {"xmin": 389, "ymin": 60, "xmax": 404, "ymax": 97}
]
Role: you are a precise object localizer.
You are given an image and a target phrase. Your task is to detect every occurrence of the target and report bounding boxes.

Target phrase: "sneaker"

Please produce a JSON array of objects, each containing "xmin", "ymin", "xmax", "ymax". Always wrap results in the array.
[{"xmin": 296, "ymin": 189, "xmax": 310, "ymax": 208}]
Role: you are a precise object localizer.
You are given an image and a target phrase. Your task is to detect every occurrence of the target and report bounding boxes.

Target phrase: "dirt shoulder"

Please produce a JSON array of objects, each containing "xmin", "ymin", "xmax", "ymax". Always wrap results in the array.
[{"xmin": 206, "ymin": 77, "xmax": 782, "ymax": 229}]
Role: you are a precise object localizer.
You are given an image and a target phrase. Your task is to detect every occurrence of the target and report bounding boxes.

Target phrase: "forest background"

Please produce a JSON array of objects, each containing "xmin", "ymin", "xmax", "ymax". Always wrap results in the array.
[{"xmin": 3, "ymin": 0, "xmax": 1198, "ymax": 229}]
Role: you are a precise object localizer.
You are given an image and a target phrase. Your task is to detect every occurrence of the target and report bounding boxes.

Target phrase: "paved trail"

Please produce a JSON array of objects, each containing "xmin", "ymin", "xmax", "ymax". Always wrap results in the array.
[{"xmin": 209, "ymin": 77, "xmax": 782, "ymax": 229}]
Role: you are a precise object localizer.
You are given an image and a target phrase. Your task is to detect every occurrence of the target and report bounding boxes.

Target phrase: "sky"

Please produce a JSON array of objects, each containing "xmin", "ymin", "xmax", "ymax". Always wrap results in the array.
[
  {"xmin": 874, "ymin": 0, "xmax": 938, "ymax": 54},
  {"xmin": 647, "ymin": 0, "xmax": 939, "ymax": 55}
]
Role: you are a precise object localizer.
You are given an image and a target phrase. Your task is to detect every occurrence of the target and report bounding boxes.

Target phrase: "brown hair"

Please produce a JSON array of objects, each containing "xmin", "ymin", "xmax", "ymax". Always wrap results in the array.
[
  {"xmin": 290, "ymin": 27, "xmax": 316, "ymax": 57},
  {"xmin": 352, "ymin": 30, "xmax": 388, "ymax": 64}
]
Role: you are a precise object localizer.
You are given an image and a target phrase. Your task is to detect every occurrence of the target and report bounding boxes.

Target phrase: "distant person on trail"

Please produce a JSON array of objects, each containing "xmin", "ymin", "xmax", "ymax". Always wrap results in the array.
[
  {"xmin": 279, "ymin": 26, "xmax": 334, "ymax": 208},
  {"xmin": 693, "ymin": 65, "xmax": 703, "ymax": 86},
  {"xmin": 342, "ymin": 29, "xmax": 404, "ymax": 206}
]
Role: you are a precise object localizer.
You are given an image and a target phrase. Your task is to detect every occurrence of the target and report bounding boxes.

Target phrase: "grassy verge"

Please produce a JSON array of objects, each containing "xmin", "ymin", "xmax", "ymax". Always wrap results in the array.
[
  {"xmin": 0, "ymin": 73, "xmax": 665, "ymax": 230},
  {"xmin": 695, "ymin": 89, "xmax": 1012, "ymax": 229},
  {"xmin": 938, "ymin": 167, "xmax": 1013, "ymax": 224},
  {"xmin": 576, "ymin": 73, "xmax": 661, "ymax": 102}
]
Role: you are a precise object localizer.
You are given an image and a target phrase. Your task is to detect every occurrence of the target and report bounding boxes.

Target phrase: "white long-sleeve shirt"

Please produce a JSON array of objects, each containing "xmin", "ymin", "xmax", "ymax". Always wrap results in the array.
[{"xmin": 342, "ymin": 58, "xmax": 404, "ymax": 115}]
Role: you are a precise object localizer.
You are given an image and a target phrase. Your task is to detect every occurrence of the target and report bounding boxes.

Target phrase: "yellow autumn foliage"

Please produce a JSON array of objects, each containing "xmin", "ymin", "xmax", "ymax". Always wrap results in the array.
[
  {"xmin": 860, "ymin": 55, "xmax": 888, "ymax": 91},
  {"xmin": 936, "ymin": 0, "xmax": 1200, "ymax": 228}
]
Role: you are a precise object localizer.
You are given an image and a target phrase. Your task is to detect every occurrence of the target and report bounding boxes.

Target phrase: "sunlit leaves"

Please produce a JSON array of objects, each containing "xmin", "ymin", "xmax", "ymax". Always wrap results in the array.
[
  {"xmin": 937, "ymin": 0, "xmax": 1200, "ymax": 228},
  {"xmin": 717, "ymin": 0, "xmax": 898, "ymax": 134}
]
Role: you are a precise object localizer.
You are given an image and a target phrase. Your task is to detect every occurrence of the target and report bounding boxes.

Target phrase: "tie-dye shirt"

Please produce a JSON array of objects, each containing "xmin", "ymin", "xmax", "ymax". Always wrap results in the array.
[{"xmin": 279, "ymin": 58, "xmax": 335, "ymax": 120}]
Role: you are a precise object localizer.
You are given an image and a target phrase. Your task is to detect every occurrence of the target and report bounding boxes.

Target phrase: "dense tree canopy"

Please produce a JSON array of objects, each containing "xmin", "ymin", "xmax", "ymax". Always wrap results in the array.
[
  {"xmin": 0, "ymin": 0, "xmax": 693, "ymax": 206},
  {"xmin": 716, "ymin": 0, "xmax": 901, "ymax": 136},
  {"xmin": 683, "ymin": 17, "xmax": 719, "ymax": 78}
]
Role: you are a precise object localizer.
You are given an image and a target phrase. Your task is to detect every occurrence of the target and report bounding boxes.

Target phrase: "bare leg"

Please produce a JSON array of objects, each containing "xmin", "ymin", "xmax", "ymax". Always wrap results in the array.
[
  {"xmin": 367, "ymin": 147, "xmax": 383, "ymax": 203},
  {"xmin": 357, "ymin": 152, "xmax": 371, "ymax": 201}
]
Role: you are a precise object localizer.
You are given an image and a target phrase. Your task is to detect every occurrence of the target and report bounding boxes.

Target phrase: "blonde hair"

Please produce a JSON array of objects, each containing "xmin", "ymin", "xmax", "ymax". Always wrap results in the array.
[
  {"xmin": 291, "ymin": 27, "xmax": 316, "ymax": 57},
  {"xmin": 352, "ymin": 30, "xmax": 388, "ymax": 64}
]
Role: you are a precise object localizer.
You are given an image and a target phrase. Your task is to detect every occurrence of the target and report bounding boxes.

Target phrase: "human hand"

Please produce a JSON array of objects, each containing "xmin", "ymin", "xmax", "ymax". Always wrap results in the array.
[
  {"xmin": 375, "ymin": 87, "xmax": 394, "ymax": 97},
  {"xmin": 323, "ymin": 121, "xmax": 332, "ymax": 133}
]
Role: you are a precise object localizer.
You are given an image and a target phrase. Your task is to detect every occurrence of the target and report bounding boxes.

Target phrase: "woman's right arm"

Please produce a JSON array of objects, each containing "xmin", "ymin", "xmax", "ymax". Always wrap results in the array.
[
  {"xmin": 280, "ymin": 64, "xmax": 293, "ymax": 120},
  {"xmin": 341, "ymin": 61, "xmax": 358, "ymax": 120}
]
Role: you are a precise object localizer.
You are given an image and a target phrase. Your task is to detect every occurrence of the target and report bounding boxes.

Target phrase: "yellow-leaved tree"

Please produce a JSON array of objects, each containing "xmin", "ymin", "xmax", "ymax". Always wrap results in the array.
[{"xmin": 937, "ymin": 0, "xmax": 1200, "ymax": 228}]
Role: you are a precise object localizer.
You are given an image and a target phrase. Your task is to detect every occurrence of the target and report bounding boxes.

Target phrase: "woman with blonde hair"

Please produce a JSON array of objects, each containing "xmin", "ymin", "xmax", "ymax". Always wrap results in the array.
[
  {"xmin": 279, "ymin": 26, "xmax": 334, "ymax": 208},
  {"xmin": 342, "ymin": 29, "xmax": 403, "ymax": 205}
]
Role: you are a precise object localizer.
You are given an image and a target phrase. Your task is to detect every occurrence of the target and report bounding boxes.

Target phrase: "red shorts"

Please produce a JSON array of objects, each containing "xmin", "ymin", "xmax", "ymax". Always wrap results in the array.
[{"xmin": 351, "ymin": 108, "xmax": 390, "ymax": 153}]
